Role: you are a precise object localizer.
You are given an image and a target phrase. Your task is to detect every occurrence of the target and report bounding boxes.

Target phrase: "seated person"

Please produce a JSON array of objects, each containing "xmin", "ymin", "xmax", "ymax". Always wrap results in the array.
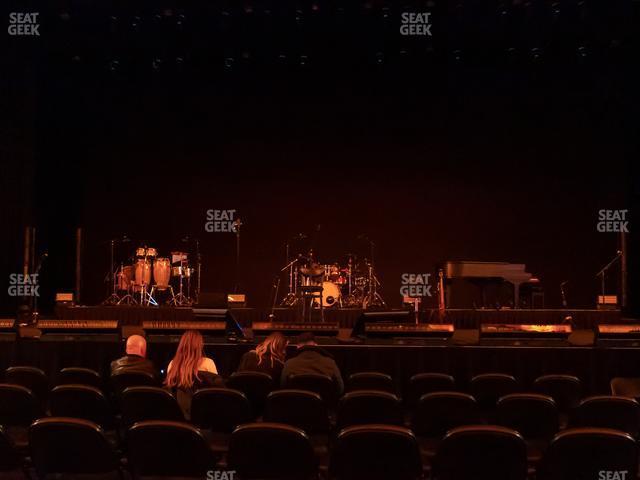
[
  {"xmin": 237, "ymin": 332, "xmax": 288, "ymax": 380},
  {"xmin": 165, "ymin": 330, "xmax": 224, "ymax": 417},
  {"xmin": 280, "ymin": 332, "xmax": 344, "ymax": 395},
  {"xmin": 110, "ymin": 334, "xmax": 157, "ymax": 378}
]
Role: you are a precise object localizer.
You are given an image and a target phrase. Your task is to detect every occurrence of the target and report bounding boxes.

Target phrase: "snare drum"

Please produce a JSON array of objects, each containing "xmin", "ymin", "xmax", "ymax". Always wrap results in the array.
[{"xmin": 153, "ymin": 257, "xmax": 171, "ymax": 288}]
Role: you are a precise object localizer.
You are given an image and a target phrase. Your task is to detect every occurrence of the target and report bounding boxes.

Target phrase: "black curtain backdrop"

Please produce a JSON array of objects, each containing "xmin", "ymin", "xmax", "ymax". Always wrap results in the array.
[{"xmin": 25, "ymin": 62, "xmax": 632, "ymax": 314}]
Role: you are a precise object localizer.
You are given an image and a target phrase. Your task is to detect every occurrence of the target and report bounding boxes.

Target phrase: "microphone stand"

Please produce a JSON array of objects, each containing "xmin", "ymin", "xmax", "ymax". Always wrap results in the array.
[
  {"xmin": 233, "ymin": 220, "xmax": 242, "ymax": 293},
  {"xmin": 596, "ymin": 251, "xmax": 622, "ymax": 306}
]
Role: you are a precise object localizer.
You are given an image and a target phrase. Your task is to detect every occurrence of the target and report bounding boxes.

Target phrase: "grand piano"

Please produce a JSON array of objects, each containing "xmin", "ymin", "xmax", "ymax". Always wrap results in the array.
[{"xmin": 444, "ymin": 261, "xmax": 536, "ymax": 309}]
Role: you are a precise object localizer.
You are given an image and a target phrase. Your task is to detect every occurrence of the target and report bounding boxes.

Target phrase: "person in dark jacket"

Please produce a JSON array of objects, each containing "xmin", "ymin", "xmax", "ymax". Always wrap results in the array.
[
  {"xmin": 110, "ymin": 334, "xmax": 157, "ymax": 379},
  {"xmin": 237, "ymin": 332, "xmax": 288, "ymax": 380},
  {"xmin": 280, "ymin": 332, "xmax": 344, "ymax": 394}
]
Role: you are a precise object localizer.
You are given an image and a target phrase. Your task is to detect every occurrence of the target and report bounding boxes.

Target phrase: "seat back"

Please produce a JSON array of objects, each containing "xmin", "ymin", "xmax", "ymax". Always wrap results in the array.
[
  {"xmin": 5, "ymin": 366, "xmax": 48, "ymax": 405},
  {"xmin": 121, "ymin": 386, "xmax": 184, "ymax": 427},
  {"xmin": 337, "ymin": 391, "xmax": 403, "ymax": 429},
  {"xmin": 0, "ymin": 427, "xmax": 21, "ymax": 473},
  {"xmin": 538, "ymin": 428, "xmax": 638, "ymax": 480},
  {"xmin": 191, "ymin": 388, "xmax": 253, "ymax": 432},
  {"xmin": 533, "ymin": 375, "xmax": 582, "ymax": 413},
  {"xmin": 57, "ymin": 367, "xmax": 103, "ymax": 389},
  {"xmin": 408, "ymin": 373, "xmax": 456, "ymax": 405},
  {"xmin": 29, "ymin": 417, "xmax": 118, "ymax": 477},
  {"xmin": 0, "ymin": 384, "xmax": 41, "ymax": 426},
  {"xmin": 286, "ymin": 373, "xmax": 339, "ymax": 405},
  {"xmin": 228, "ymin": 422, "xmax": 317, "ymax": 480},
  {"xmin": 496, "ymin": 393, "xmax": 559, "ymax": 441},
  {"xmin": 470, "ymin": 373, "xmax": 518, "ymax": 409},
  {"xmin": 347, "ymin": 372, "xmax": 395, "ymax": 394},
  {"xmin": 110, "ymin": 370, "xmax": 157, "ymax": 394},
  {"xmin": 264, "ymin": 389, "xmax": 330, "ymax": 433},
  {"xmin": 127, "ymin": 420, "xmax": 218, "ymax": 477},
  {"xmin": 331, "ymin": 425, "xmax": 423, "ymax": 480},
  {"xmin": 226, "ymin": 371, "xmax": 274, "ymax": 414},
  {"xmin": 50, "ymin": 385, "xmax": 114, "ymax": 429},
  {"xmin": 412, "ymin": 392, "xmax": 479, "ymax": 437},
  {"xmin": 432, "ymin": 425, "xmax": 528, "ymax": 480},
  {"xmin": 570, "ymin": 396, "xmax": 640, "ymax": 437}
]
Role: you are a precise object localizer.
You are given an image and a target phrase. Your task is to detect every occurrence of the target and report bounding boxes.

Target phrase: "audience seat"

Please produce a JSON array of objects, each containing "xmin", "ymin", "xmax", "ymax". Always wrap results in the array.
[
  {"xmin": 120, "ymin": 386, "xmax": 184, "ymax": 427},
  {"xmin": 0, "ymin": 384, "xmax": 43, "ymax": 449},
  {"xmin": 286, "ymin": 373, "xmax": 340, "ymax": 408},
  {"xmin": 411, "ymin": 392, "xmax": 480, "ymax": 462},
  {"xmin": 225, "ymin": 371, "xmax": 274, "ymax": 414},
  {"xmin": 470, "ymin": 373, "xmax": 518, "ymax": 412},
  {"xmin": 431, "ymin": 425, "xmax": 528, "ymax": 480},
  {"xmin": 5, "ymin": 366, "xmax": 49, "ymax": 407},
  {"xmin": 337, "ymin": 390, "xmax": 403, "ymax": 429},
  {"xmin": 347, "ymin": 372, "xmax": 395, "ymax": 394},
  {"xmin": 330, "ymin": 424, "xmax": 423, "ymax": 480},
  {"xmin": 0, "ymin": 426, "xmax": 23, "ymax": 478},
  {"xmin": 407, "ymin": 373, "xmax": 456, "ymax": 406},
  {"xmin": 610, "ymin": 377, "xmax": 640, "ymax": 399},
  {"xmin": 110, "ymin": 370, "xmax": 157, "ymax": 395},
  {"xmin": 227, "ymin": 422, "xmax": 317, "ymax": 480},
  {"xmin": 264, "ymin": 389, "xmax": 331, "ymax": 463},
  {"xmin": 127, "ymin": 420, "xmax": 219, "ymax": 477},
  {"xmin": 57, "ymin": 367, "xmax": 103, "ymax": 389},
  {"xmin": 569, "ymin": 395, "xmax": 640, "ymax": 438},
  {"xmin": 533, "ymin": 374, "xmax": 582, "ymax": 415},
  {"xmin": 537, "ymin": 427, "xmax": 638, "ymax": 480},
  {"xmin": 191, "ymin": 388, "xmax": 253, "ymax": 453},
  {"xmin": 496, "ymin": 393, "xmax": 559, "ymax": 463},
  {"xmin": 29, "ymin": 417, "xmax": 122, "ymax": 479},
  {"xmin": 50, "ymin": 385, "xmax": 114, "ymax": 430}
]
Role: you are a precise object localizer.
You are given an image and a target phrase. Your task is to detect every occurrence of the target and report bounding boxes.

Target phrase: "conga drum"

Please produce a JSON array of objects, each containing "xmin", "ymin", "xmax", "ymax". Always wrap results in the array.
[{"xmin": 153, "ymin": 258, "xmax": 171, "ymax": 288}]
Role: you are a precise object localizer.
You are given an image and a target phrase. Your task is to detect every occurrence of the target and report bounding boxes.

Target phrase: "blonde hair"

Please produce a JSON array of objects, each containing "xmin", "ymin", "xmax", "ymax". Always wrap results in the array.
[
  {"xmin": 255, "ymin": 332, "xmax": 288, "ymax": 367},
  {"xmin": 165, "ymin": 330, "xmax": 206, "ymax": 390}
]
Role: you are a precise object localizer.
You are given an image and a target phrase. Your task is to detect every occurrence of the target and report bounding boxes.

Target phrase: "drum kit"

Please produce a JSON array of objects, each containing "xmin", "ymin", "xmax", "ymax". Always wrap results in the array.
[
  {"xmin": 103, "ymin": 236, "xmax": 200, "ymax": 306},
  {"xmin": 279, "ymin": 251, "xmax": 387, "ymax": 310}
]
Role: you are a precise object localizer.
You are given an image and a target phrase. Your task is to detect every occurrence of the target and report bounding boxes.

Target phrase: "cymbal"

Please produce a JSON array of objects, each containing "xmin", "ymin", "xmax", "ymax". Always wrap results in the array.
[{"xmin": 299, "ymin": 263, "xmax": 325, "ymax": 277}]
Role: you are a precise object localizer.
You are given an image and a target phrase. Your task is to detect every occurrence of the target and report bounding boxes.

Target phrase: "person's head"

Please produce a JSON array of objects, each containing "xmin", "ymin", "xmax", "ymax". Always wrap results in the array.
[
  {"xmin": 165, "ymin": 330, "xmax": 205, "ymax": 389},
  {"xmin": 255, "ymin": 332, "xmax": 288, "ymax": 366},
  {"xmin": 126, "ymin": 335, "xmax": 147, "ymax": 358},
  {"xmin": 297, "ymin": 331, "xmax": 317, "ymax": 348}
]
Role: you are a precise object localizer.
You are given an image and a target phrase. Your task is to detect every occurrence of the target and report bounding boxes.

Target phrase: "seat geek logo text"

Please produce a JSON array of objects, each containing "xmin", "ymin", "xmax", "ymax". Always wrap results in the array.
[{"xmin": 8, "ymin": 12, "xmax": 40, "ymax": 36}]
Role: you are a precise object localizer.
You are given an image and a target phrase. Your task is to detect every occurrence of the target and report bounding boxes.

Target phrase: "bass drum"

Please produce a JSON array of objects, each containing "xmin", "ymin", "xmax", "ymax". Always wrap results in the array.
[
  {"xmin": 153, "ymin": 257, "xmax": 171, "ymax": 288},
  {"xmin": 321, "ymin": 281, "xmax": 341, "ymax": 308},
  {"xmin": 117, "ymin": 265, "xmax": 133, "ymax": 291}
]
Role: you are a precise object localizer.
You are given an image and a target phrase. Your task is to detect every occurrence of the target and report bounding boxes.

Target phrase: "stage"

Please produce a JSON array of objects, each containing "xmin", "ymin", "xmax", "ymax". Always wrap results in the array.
[{"xmin": 55, "ymin": 305, "xmax": 624, "ymax": 329}]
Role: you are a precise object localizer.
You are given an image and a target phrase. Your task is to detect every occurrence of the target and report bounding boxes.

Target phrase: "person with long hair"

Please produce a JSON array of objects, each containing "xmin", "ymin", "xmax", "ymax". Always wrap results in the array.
[
  {"xmin": 165, "ymin": 330, "xmax": 223, "ymax": 417},
  {"xmin": 237, "ymin": 332, "xmax": 288, "ymax": 380}
]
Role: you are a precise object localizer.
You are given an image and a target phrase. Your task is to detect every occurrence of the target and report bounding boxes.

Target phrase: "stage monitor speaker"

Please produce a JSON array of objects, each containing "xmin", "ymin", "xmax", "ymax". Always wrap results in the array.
[
  {"xmin": 17, "ymin": 326, "xmax": 42, "ymax": 339},
  {"xmin": 195, "ymin": 292, "xmax": 228, "ymax": 309},
  {"xmin": 568, "ymin": 329, "xmax": 595, "ymax": 346},
  {"xmin": 450, "ymin": 328, "xmax": 480, "ymax": 345},
  {"xmin": 351, "ymin": 310, "xmax": 412, "ymax": 338}
]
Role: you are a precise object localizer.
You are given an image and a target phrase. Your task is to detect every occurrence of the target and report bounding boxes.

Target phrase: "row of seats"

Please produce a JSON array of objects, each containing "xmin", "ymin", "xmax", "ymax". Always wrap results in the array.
[
  {"xmin": 1, "ymin": 365, "xmax": 588, "ymax": 411},
  {"xmin": 2, "ymin": 418, "xmax": 637, "ymax": 480}
]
